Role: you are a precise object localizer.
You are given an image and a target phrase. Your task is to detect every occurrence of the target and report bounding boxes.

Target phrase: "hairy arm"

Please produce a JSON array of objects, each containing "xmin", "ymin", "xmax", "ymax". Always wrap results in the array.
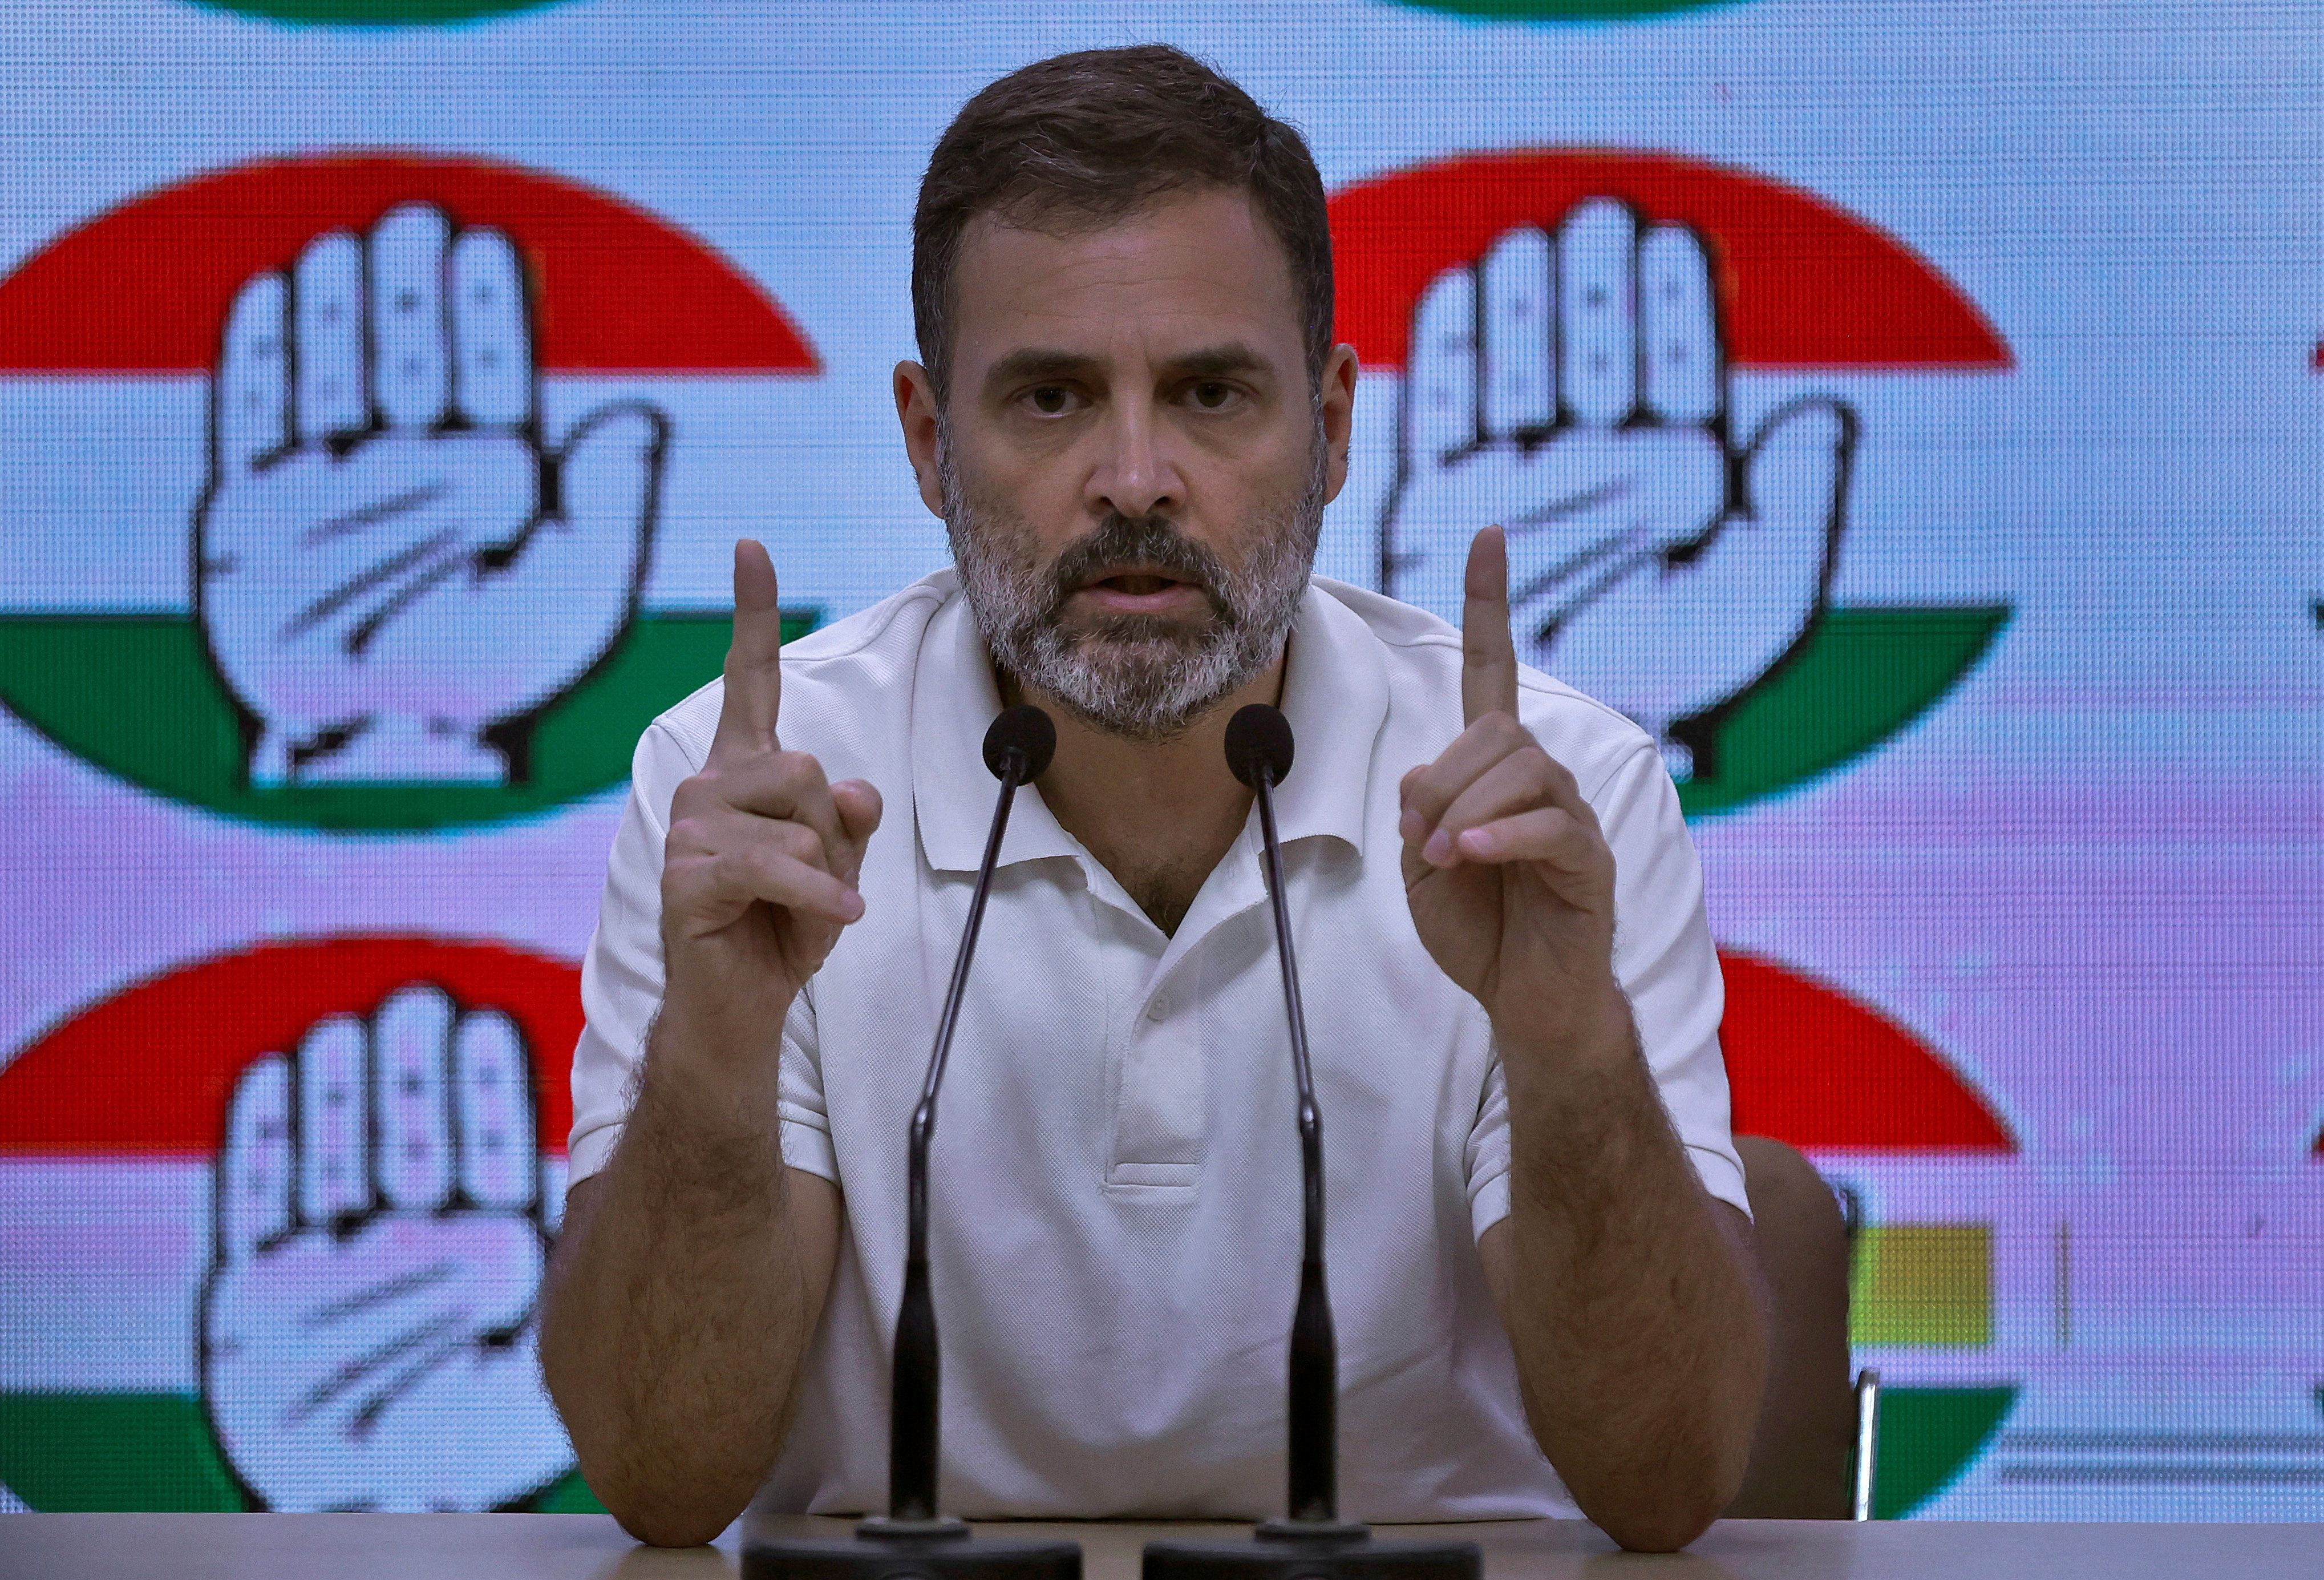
[
  {"xmin": 540, "ymin": 1042, "xmax": 840, "ymax": 1545},
  {"xmin": 1408, "ymin": 530, "xmax": 1768, "ymax": 1551},
  {"xmin": 539, "ymin": 541, "xmax": 877, "ymax": 1546},
  {"xmin": 1477, "ymin": 1005, "xmax": 1766, "ymax": 1551}
]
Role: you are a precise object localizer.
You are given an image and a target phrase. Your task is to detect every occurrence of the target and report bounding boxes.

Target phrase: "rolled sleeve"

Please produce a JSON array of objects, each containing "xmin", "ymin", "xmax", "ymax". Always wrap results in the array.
[
  {"xmin": 568, "ymin": 723, "xmax": 688, "ymax": 1185},
  {"xmin": 777, "ymin": 983, "xmax": 838, "ymax": 1186},
  {"xmin": 1464, "ymin": 735, "xmax": 1748, "ymax": 1236}
]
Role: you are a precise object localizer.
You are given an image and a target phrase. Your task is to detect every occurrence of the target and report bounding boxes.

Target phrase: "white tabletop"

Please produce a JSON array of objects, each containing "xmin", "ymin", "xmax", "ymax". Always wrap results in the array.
[{"xmin": 0, "ymin": 1513, "xmax": 2317, "ymax": 1579}]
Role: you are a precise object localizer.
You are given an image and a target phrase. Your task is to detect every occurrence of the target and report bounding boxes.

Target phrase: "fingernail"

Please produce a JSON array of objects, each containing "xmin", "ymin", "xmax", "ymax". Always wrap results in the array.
[
  {"xmin": 1460, "ymin": 828, "xmax": 1496, "ymax": 859},
  {"xmin": 1423, "ymin": 829, "xmax": 1453, "ymax": 866},
  {"xmin": 839, "ymin": 890, "xmax": 864, "ymax": 922},
  {"xmin": 1399, "ymin": 808, "xmax": 1426, "ymax": 843}
]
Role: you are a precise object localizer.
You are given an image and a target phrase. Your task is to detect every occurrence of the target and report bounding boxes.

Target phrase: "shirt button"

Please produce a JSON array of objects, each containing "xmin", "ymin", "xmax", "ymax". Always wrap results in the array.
[{"xmin": 1147, "ymin": 996, "xmax": 1171, "ymax": 1022}]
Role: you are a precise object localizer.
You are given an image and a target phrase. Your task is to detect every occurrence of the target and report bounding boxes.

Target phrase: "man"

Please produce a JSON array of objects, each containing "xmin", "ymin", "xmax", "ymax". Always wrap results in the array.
[{"xmin": 539, "ymin": 45, "xmax": 1766, "ymax": 1554}]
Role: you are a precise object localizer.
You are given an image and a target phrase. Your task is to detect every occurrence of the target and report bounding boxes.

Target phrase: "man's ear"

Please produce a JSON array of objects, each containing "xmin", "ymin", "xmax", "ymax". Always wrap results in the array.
[
  {"xmin": 894, "ymin": 361, "xmax": 946, "ymax": 518},
  {"xmin": 1318, "ymin": 343, "xmax": 1360, "ymax": 504}
]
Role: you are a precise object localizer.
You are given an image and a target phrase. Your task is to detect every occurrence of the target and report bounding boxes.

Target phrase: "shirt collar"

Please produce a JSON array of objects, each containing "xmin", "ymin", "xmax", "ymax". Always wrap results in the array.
[
  {"xmin": 911, "ymin": 573, "xmax": 1390, "ymax": 874},
  {"xmin": 911, "ymin": 571, "xmax": 1084, "ymax": 875},
  {"xmin": 1266, "ymin": 581, "xmax": 1389, "ymax": 858}
]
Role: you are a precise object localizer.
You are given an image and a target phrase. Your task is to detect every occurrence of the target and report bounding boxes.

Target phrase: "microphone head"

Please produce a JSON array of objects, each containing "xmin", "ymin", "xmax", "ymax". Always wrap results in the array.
[
  {"xmin": 983, "ymin": 704, "xmax": 1056, "ymax": 782},
  {"xmin": 1224, "ymin": 704, "xmax": 1294, "ymax": 790}
]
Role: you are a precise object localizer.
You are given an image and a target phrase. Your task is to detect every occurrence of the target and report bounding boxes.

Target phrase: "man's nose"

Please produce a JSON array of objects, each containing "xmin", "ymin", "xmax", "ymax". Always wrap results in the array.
[{"xmin": 1086, "ymin": 399, "xmax": 1183, "ymax": 520}]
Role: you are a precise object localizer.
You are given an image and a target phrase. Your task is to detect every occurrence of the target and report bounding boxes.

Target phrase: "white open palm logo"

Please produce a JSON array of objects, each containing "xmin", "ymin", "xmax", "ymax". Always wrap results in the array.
[
  {"xmin": 1383, "ymin": 199, "xmax": 1857, "ymax": 780},
  {"xmin": 201, "ymin": 984, "xmax": 572, "ymax": 1511},
  {"xmin": 195, "ymin": 203, "xmax": 666, "ymax": 787}
]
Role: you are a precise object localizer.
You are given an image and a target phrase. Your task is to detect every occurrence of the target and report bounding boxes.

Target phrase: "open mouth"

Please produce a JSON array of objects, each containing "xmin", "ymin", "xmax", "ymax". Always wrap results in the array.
[
  {"xmin": 1068, "ymin": 561, "xmax": 1209, "ymax": 609},
  {"xmin": 1089, "ymin": 572, "xmax": 1191, "ymax": 597}
]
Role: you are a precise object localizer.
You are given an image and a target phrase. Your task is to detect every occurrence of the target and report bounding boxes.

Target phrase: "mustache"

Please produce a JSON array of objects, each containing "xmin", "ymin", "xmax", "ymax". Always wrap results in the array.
[{"xmin": 1046, "ymin": 515, "xmax": 1231, "ymax": 615}]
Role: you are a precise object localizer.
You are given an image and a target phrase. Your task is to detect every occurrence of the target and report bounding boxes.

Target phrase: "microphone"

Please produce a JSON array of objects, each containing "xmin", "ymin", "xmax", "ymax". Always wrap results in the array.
[
  {"xmin": 1144, "ymin": 705, "xmax": 1479, "ymax": 1580},
  {"xmin": 745, "ymin": 705, "xmax": 1079, "ymax": 1580}
]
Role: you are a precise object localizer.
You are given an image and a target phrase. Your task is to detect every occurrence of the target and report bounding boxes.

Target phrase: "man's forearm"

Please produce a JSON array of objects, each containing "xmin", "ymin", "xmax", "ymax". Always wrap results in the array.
[
  {"xmin": 1489, "ymin": 1009, "xmax": 1768, "ymax": 1553},
  {"xmin": 539, "ymin": 1010, "xmax": 832, "ymax": 1546}
]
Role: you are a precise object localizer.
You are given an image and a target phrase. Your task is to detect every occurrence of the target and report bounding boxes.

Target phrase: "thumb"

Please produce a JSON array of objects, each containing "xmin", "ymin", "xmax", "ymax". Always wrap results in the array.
[
  {"xmin": 557, "ymin": 402, "xmax": 668, "ymax": 551},
  {"xmin": 830, "ymin": 778, "xmax": 884, "ymax": 891},
  {"xmin": 1741, "ymin": 395, "xmax": 1854, "ymax": 538}
]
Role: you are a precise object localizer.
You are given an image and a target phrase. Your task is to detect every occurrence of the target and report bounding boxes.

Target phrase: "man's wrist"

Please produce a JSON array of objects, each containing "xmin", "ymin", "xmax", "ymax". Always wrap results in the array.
[
  {"xmin": 1492, "ymin": 973, "xmax": 1638, "ymax": 1105},
  {"xmin": 638, "ymin": 996, "xmax": 790, "ymax": 1140}
]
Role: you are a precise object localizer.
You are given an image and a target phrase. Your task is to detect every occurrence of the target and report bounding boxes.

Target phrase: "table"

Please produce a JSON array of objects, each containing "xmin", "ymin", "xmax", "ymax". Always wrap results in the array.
[{"xmin": 0, "ymin": 1513, "xmax": 2314, "ymax": 1578}]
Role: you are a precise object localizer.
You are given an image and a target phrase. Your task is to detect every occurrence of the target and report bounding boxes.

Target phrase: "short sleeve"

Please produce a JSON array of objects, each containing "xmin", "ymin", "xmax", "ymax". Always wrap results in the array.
[
  {"xmin": 566, "ymin": 717, "xmax": 841, "ymax": 1189},
  {"xmin": 1464, "ymin": 736, "xmax": 1748, "ymax": 1238}
]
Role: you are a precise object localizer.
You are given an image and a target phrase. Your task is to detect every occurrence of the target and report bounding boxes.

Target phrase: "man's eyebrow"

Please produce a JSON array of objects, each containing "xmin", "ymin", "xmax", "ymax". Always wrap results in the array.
[
  {"xmin": 1164, "ymin": 342, "xmax": 1270, "ymax": 379},
  {"xmin": 982, "ymin": 348, "xmax": 1102, "ymax": 390},
  {"xmin": 981, "ymin": 342, "xmax": 1277, "ymax": 393}
]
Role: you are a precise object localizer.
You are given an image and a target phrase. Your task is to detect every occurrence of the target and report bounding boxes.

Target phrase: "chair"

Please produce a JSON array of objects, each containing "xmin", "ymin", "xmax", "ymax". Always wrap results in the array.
[{"xmin": 1719, "ymin": 1135, "xmax": 1880, "ymax": 1519}]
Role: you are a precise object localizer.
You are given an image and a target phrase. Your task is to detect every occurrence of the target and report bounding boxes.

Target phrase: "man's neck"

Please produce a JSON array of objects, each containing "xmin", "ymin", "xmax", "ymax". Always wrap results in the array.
[{"xmin": 1002, "ymin": 653, "xmax": 1286, "ymax": 937}]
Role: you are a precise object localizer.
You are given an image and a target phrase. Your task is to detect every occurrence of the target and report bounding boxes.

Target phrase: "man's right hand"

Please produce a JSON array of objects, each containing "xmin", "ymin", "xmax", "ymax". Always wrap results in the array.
[{"xmin": 659, "ymin": 540, "xmax": 883, "ymax": 1046}]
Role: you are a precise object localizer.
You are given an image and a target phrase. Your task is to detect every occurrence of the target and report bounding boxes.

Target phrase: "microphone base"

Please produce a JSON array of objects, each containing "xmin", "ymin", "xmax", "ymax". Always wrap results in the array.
[
  {"xmin": 1143, "ymin": 1524, "xmax": 1480, "ymax": 1580},
  {"xmin": 744, "ymin": 1524, "xmax": 1082, "ymax": 1580}
]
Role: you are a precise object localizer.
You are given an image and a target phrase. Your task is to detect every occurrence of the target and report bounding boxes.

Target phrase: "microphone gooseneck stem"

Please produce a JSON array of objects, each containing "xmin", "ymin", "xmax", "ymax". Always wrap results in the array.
[
  {"xmin": 890, "ymin": 753, "xmax": 1027, "ymax": 1523},
  {"xmin": 1252, "ymin": 771, "xmax": 1338, "ymax": 1526}
]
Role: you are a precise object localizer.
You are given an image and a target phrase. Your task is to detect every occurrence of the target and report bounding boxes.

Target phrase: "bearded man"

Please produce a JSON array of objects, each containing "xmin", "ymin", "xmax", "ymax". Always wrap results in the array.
[{"xmin": 540, "ymin": 45, "xmax": 1767, "ymax": 1554}]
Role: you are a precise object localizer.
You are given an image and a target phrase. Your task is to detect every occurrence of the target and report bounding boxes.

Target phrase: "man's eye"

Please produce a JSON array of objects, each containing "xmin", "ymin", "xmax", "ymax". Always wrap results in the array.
[
  {"xmin": 1029, "ymin": 386, "xmax": 1074, "ymax": 415},
  {"xmin": 1190, "ymin": 382, "xmax": 1238, "ymax": 410}
]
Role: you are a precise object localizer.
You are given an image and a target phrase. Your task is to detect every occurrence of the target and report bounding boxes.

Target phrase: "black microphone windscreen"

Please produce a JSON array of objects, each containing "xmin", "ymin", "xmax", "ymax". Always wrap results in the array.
[
  {"xmin": 983, "ymin": 705, "xmax": 1056, "ymax": 782},
  {"xmin": 1224, "ymin": 704, "xmax": 1295, "ymax": 789}
]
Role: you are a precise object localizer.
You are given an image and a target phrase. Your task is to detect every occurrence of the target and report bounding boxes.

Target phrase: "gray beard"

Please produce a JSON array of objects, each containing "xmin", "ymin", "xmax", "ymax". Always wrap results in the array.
[{"xmin": 941, "ymin": 443, "xmax": 1326, "ymax": 743}]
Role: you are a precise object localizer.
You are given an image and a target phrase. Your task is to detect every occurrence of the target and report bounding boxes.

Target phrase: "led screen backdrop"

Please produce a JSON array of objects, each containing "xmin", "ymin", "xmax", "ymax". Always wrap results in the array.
[{"xmin": 2, "ymin": 0, "xmax": 2320, "ymax": 1523}]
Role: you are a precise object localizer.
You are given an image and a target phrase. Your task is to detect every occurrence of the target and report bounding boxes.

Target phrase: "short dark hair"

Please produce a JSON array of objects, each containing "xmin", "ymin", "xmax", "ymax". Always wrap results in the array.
[{"xmin": 912, "ymin": 45, "xmax": 1333, "ymax": 406}]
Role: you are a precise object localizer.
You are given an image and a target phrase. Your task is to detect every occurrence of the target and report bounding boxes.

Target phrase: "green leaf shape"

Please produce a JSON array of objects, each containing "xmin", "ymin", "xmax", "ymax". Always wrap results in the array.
[
  {"xmin": 0, "ymin": 1392, "xmax": 597, "ymax": 1511},
  {"xmin": 0, "ymin": 610, "xmax": 817, "ymax": 834},
  {"xmin": 188, "ymin": 0, "xmax": 567, "ymax": 25},
  {"xmin": 1386, "ymin": 0, "xmax": 1743, "ymax": 20},
  {"xmin": 1874, "ymin": 1385, "xmax": 2020, "ymax": 1518},
  {"xmin": 1678, "ymin": 606, "xmax": 2011, "ymax": 819}
]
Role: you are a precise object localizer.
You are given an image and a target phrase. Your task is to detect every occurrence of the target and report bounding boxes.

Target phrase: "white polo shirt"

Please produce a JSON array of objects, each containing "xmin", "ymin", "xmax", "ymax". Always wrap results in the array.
[{"xmin": 569, "ymin": 568, "xmax": 1744, "ymax": 1523}]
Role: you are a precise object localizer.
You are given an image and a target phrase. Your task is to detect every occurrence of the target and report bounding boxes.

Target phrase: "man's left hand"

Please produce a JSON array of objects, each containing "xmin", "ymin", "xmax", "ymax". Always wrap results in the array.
[{"xmin": 1401, "ymin": 526, "xmax": 1626, "ymax": 1055}]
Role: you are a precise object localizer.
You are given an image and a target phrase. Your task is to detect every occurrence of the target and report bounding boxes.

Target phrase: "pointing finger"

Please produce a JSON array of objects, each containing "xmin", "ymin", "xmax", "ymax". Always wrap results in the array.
[
  {"xmin": 714, "ymin": 539, "xmax": 787, "ymax": 758},
  {"xmin": 1462, "ymin": 525, "xmax": 1520, "ymax": 726}
]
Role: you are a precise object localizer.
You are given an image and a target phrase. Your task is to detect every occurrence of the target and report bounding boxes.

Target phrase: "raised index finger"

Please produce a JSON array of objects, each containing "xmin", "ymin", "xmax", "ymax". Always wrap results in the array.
[
  {"xmin": 1462, "ymin": 525, "xmax": 1520, "ymax": 727},
  {"xmin": 714, "ymin": 539, "xmax": 786, "ymax": 757}
]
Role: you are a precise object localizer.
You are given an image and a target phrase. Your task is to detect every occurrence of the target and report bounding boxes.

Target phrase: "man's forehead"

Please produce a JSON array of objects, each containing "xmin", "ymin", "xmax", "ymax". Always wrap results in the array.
[{"xmin": 951, "ymin": 187, "xmax": 1301, "ymax": 361}]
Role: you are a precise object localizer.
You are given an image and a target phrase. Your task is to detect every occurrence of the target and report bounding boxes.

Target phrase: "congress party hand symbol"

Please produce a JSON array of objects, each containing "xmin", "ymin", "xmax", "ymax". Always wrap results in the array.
[
  {"xmin": 1383, "ymin": 200, "xmax": 1856, "ymax": 779},
  {"xmin": 202, "ymin": 985, "xmax": 573, "ymax": 1512},
  {"xmin": 196, "ymin": 203, "xmax": 667, "ymax": 787}
]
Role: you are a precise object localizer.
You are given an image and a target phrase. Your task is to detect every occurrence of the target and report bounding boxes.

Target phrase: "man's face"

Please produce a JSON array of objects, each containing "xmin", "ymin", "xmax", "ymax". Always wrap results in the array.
[{"xmin": 903, "ymin": 185, "xmax": 1354, "ymax": 741}]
